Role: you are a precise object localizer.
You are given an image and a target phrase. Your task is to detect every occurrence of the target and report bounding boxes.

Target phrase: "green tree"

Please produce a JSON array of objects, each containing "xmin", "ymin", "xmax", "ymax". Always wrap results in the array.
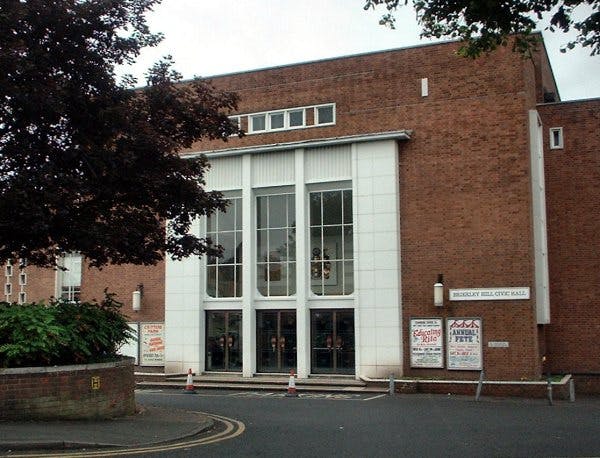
[
  {"xmin": 364, "ymin": 0, "xmax": 599, "ymax": 57},
  {"xmin": 0, "ymin": 0, "xmax": 242, "ymax": 268}
]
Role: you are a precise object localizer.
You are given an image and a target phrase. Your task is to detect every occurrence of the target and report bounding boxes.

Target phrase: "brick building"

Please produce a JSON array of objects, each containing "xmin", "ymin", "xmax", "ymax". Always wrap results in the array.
[{"xmin": 9, "ymin": 37, "xmax": 599, "ymax": 387}]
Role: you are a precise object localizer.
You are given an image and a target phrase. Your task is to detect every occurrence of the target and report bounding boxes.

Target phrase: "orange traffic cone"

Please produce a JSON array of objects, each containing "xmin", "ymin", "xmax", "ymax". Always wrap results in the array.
[
  {"xmin": 285, "ymin": 369, "xmax": 298, "ymax": 397},
  {"xmin": 183, "ymin": 368, "xmax": 196, "ymax": 394}
]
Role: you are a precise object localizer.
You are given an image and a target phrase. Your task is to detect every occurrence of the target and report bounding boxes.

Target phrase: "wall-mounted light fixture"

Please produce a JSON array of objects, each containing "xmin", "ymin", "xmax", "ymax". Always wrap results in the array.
[
  {"xmin": 132, "ymin": 283, "xmax": 143, "ymax": 312},
  {"xmin": 434, "ymin": 274, "xmax": 444, "ymax": 307}
]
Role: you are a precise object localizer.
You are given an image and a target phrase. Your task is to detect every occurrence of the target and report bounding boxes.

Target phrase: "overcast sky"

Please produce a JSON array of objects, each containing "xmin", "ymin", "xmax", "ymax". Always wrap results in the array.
[{"xmin": 119, "ymin": 0, "xmax": 600, "ymax": 101}]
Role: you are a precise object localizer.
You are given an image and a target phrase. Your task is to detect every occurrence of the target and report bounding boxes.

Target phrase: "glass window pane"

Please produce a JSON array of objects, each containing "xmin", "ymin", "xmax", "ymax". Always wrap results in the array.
[
  {"xmin": 235, "ymin": 231, "xmax": 243, "ymax": 263},
  {"xmin": 323, "ymin": 261, "xmax": 343, "ymax": 295},
  {"xmin": 219, "ymin": 205, "xmax": 235, "ymax": 231},
  {"xmin": 322, "ymin": 191, "xmax": 342, "ymax": 225},
  {"xmin": 257, "ymin": 229, "xmax": 268, "ymax": 262},
  {"xmin": 310, "ymin": 227, "xmax": 322, "ymax": 258},
  {"xmin": 218, "ymin": 265, "xmax": 235, "ymax": 297},
  {"xmin": 270, "ymin": 112, "xmax": 284, "ymax": 129},
  {"xmin": 317, "ymin": 105, "xmax": 334, "ymax": 124},
  {"xmin": 257, "ymin": 196, "xmax": 268, "ymax": 229},
  {"xmin": 343, "ymin": 190, "xmax": 352, "ymax": 224},
  {"xmin": 268, "ymin": 195, "xmax": 287, "ymax": 228},
  {"xmin": 218, "ymin": 232, "xmax": 235, "ymax": 264},
  {"xmin": 268, "ymin": 263, "xmax": 286, "ymax": 296},
  {"xmin": 309, "ymin": 192, "xmax": 322, "ymax": 226},
  {"xmin": 235, "ymin": 199, "xmax": 242, "ymax": 228},
  {"xmin": 257, "ymin": 263, "xmax": 268, "ymax": 296},
  {"xmin": 287, "ymin": 228, "xmax": 296, "ymax": 261},
  {"xmin": 251, "ymin": 114, "xmax": 266, "ymax": 131},
  {"xmin": 343, "ymin": 225, "xmax": 353, "ymax": 260},
  {"xmin": 310, "ymin": 262, "xmax": 323, "ymax": 295},
  {"xmin": 343, "ymin": 261, "xmax": 354, "ymax": 295},
  {"xmin": 323, "ymin": 225, "xmax": 342, "ymax": 260},
  {"xmin": 268, "ymin": 228, "xmax": 287, "ymax": 262},
  {"xmin": 206, "ymin": 266, "xmax": 216, "ymax": 297},
  {"xmin": 288, "ymin": 262, "xmax": 296, "ymax": 295},
  {"xmin": 235, "ymin": 266, "xmax": 243, "ymax": 297},
  {"xmin": 206, "ymin": 215, "xmax": 216, "ymax": 232},
  {"xmin": 288, "ymin": 109, "xmax": 304, "ymax": 127},
  {"xmin": 287, "ymin": 194, "xmax": 296, "ymax": 227}
]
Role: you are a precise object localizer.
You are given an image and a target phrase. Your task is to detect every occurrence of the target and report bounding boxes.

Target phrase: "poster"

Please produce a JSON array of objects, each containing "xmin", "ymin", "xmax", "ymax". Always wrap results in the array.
[
  {"xmin": 446, "ymin": 318, "xmax": 482, "ymax": 370},
  {"xmin": 140, "ymin": 322, "xmax": 165, "ymax": 366},
  {"xmin": 410, "ymin": 318, "xmax": 444, "ymax": 368}
]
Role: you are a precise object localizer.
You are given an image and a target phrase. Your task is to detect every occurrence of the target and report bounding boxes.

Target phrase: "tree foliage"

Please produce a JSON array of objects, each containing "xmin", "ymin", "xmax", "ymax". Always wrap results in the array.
[
  {"xmin": 0, "ymin": 292, "xmax": 134, "ymax": 368},
  {"xmin": 0, "ymin": 0, "xmax": 242, "ymax": 268},
  {"xmin": 364, "ymin": 0, "xmax": 600, "ymax": 57}
]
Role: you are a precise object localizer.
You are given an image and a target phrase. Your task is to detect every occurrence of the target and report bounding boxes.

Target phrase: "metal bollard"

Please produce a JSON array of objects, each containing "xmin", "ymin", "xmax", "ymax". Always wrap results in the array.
[
  {"xmin": 547, "ymin": 375, "xmax": 553, "ymax": 406},
  {"xmin": 569, "ymin": 378, "xmax": 575, "ymax": 402},
  {"xmin": 389, "ymin": 373, "xmax": 395, "ymax": 396},
  {"xmin": 475, "ymin": 370, "xmax": 484, "ymax": 402}
]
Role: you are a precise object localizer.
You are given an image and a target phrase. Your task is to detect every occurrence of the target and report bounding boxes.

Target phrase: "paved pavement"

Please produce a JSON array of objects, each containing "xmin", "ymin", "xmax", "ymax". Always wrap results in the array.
[{"xmin": 0, "ymin": 405, "xmax": 213, "ymax": 453}]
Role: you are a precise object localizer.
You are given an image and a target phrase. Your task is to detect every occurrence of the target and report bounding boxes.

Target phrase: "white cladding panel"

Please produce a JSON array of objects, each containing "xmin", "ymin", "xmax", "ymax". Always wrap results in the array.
[
  {"xmin": 305, "ymin": 145, "xmax": 352, "ymax": 183},
  {"xmin": 205, "ymin": 156, "xmax": 243, "ymax": 191},
  {"xmin": 251, "ymin": 150, "xmax": 295, "ymax": 187}
]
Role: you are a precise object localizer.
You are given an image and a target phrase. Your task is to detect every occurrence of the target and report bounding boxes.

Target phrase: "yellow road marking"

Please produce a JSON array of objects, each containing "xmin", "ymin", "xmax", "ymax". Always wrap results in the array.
[{"xmin": 5, "ymin": 412, "xmax": 245, "ymax": 458}]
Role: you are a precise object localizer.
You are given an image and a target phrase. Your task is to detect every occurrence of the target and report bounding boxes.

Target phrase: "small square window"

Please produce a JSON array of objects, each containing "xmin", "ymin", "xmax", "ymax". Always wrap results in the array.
[
  {"xmin": 269, "ymin": 112, "xmax": 285, "ymax": 130},
  {"xmin": 288, "ymin": 109, "xmax": 305, "ymax": 128},
  {"xmin": 250, "ymin": 114, "xmax": 266, "ymax": 132},
  {"xmin": 315, "ymin": 105, "xmax": 334, "ymax": 125},
  {"xmin": 550, "ymin": 127, "xmax": 563, "ymax": 149}
]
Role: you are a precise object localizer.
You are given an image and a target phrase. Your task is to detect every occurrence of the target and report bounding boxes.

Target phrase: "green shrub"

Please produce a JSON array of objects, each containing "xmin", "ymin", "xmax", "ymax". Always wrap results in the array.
[{"xmin": 0, "ymin": 292, "xmax": 135, "ymax": 368}]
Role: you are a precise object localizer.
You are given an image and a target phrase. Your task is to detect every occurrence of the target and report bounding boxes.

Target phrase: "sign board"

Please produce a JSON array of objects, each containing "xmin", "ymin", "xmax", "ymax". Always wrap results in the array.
[
  {"xmin": 446, "ymin": 318, "xmax": 482, "ymax": 370},
  {"xmin": 140, "ymin": 322, "xmax": 165, "ymax": 366},
  {"xmin": 449, "ymin": 287, "xmax": 530, "ymax": 301},
  {"xmin": 488, "ymin": 341, "xmax": 509, "ymax": 348},
  {"xmin": 410, "ymin": 318, "xmax": 444, "ymax": 368}
]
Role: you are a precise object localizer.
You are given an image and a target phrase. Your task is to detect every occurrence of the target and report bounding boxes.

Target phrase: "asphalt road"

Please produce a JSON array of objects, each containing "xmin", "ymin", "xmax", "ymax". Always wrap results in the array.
[{"xmin": 136, "ymin": 390, "xmax": 600, "ymax": 457}]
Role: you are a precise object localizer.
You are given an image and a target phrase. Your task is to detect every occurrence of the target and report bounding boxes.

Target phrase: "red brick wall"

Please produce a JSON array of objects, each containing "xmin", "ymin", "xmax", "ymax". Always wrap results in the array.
[
  {"xmin": 0, "ymin": 358, "xmax": 135, "ymax": 420},
  {"xmin": 539, "ymin": 99, "xmax": 600, "ymax": 374}
]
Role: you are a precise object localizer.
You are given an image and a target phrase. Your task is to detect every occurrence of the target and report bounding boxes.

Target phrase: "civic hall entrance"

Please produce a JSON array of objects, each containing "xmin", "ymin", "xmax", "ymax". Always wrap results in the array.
[
  {"xmin": 206, "ymin": 311, "xmax": 242, "ymax": 372},
  {"xmin": 257, "ymin": 310, "xmax": 297, "ymax": 373},
  {"xmin": 311, "ymin": 310, "xmax": 355, "ymax": 374}
]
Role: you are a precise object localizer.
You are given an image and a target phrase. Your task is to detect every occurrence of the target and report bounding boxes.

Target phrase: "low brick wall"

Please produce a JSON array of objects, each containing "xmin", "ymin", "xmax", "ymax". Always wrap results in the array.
[{"xmin": 0, "ymin": 357, "xmax": 135, "ymax": 420}]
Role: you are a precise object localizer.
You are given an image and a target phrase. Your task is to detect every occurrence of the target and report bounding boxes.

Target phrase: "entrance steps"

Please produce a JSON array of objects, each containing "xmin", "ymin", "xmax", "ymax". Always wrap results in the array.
[{"xmin": 135, "ymin": 372, "xmax": 389, "ymax": 394}]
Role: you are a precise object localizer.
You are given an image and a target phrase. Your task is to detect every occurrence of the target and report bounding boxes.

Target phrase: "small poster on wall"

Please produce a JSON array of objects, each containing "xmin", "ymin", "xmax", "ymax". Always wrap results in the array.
[
  {"xmin": 140, "ymin": 322, "xmax": 165, "ymax": 366},
  {"xmin": 446, "ymin": 318, "xmax": 482, "ymax": 370},
  {"xmin": 410, "ymin": 318, "xmax": 444, "ymax": 368}
]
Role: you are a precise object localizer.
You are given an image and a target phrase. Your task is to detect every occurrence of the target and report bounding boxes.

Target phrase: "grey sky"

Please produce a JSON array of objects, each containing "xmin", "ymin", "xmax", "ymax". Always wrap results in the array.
[{"xmin": 120, "ymin": 0, "xmax": 599, "ymax": 101}]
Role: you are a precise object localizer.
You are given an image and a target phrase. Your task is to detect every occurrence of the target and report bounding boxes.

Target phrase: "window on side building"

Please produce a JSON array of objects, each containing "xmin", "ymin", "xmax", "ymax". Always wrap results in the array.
[
  {"xmin": 549, "ymin": 127, "xmax": 563, "ymax": 149},
  {"xmin": 60, "ymin": 252, "xmax": 82, "ymax": 301},
  {"xmin": 206, "ymin": 197, "xmax": 243, "ymax": 298},
  {"xmin": 257, "ymin": 193, "xmax": 296, "ymax": 296},
  {"xmin": 309, "ymin": 189, "xmax": 353, "ymax": 295},
  {"xmin": 315, "ymin": 104, "xmax": 335, "ymax": 125}
]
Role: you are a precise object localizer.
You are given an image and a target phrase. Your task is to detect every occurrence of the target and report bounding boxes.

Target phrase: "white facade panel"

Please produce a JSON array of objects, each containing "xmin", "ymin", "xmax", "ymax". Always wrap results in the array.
[
  {"xmin": 251, "ymin": 150, "xmax": 295, "ymax": 187},
  {"xmin": 305, "ymin": 145, "xmax": 352, "ymax": 183},
  {"xmin": 205, "ymin": 156, "xmax": 243, "ymax": 191}
]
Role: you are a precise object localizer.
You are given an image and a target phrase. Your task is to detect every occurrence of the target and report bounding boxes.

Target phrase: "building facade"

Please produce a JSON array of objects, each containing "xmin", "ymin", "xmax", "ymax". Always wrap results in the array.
[{"xmin": 13, "ymin": 38, "xmax": 600, "ymax": 386}]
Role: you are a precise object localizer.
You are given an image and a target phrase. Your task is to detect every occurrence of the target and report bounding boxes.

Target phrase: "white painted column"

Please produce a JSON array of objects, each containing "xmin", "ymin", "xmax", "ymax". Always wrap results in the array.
[
  {"xmin": 241, "ymin": 153, "xmax": 256, "ymax": 377},
  {"xmin": 351, "ymin": 142, "xmax": 361, "ymax": 380},
  {"xmin": 295, "ymin": 148, "xmax": 310, "ymax": 378}
]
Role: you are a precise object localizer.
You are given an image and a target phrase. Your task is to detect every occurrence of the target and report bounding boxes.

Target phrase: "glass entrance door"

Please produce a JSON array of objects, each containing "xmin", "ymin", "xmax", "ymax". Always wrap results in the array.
[
  {"xmin": 206, "ymin": 311, "xmax": 242, "ymax": 372},
  {"xmin": 311, "ymin": 310, "xmax": 355, "ymax": 374},
  {"xmin": 257, "ymin": 310, "xmax": 297, "ymax": 373}
]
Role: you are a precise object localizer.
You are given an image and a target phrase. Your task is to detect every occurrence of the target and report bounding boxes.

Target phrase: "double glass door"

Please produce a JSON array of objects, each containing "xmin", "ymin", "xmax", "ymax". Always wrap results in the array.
[
  {"xmin": 311, "ymin": 310, "xmax": 355, "ymax": 374},
  {"xmin": 206, "ymin": 311, "xmax": 242, "ymax": 372},
  {"xmin": 257, "ymin": 310, "xmax": 297, "ymax": 373}
]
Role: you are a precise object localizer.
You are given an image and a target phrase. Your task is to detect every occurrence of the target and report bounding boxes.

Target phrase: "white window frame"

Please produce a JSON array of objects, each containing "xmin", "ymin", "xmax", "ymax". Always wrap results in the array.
[
  {"xmin": 19, "ymin": 272, "xmax": 27, "ymax": 286},
  {"xmin": 5, "ymin": 283, "xmax": 11, "ymax": 296},
  {"xmin": 268, "ymin": 111, "xmax": 286, "ymax": 131},
  {"xmin": 549, "ymin": 127, "xmax": 563, "ymax": 149},
  {"xmin": 18, "ymin": 291, "xmax": 26, "ymax": 304},
  {"xmin": 314, "ymin": 103, "xmax": 336, "ymax": 126},
  {"xmin": 286, "ymin": 108, "xmax": 305, "ymax": 129},
  {"xmin": 249, "ymin": 113, "xmax": 267, "ymax": 133},
  {"xmin": 5, "ymin": 263, "xmax": 12, "ymax": 277},
  {"xmin": 57, "ymin": 252, "xmax": 82, "ymax": 302}
]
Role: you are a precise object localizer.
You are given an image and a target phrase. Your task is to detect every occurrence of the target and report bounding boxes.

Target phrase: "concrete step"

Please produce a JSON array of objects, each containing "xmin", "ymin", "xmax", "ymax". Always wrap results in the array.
[{"xmin": 136, "ymin": 380, "xmax": 388, "ymax": 393}]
